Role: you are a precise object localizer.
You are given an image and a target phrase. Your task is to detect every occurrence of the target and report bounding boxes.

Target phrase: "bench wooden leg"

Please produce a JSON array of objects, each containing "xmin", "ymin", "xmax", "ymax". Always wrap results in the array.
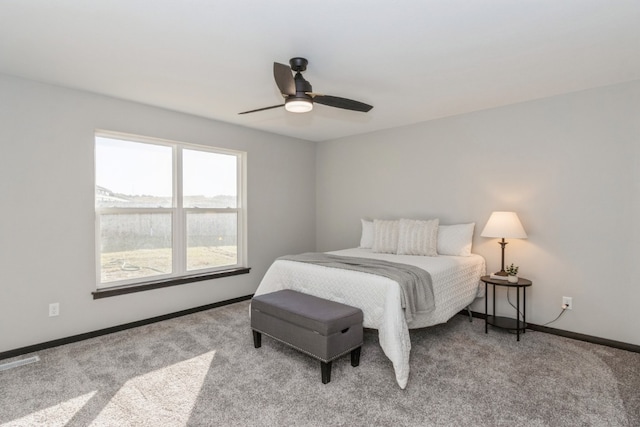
[
  {"xmin": 321, "ymin": 361, "xmax": 332, "ymax": 384},
  {"xmin": 252, "ymin": 330, "xmax": 261, "ymax": 348},
  {"xmin": 351, "ymin": 347, "xmax": 361, "ymax": 367}
]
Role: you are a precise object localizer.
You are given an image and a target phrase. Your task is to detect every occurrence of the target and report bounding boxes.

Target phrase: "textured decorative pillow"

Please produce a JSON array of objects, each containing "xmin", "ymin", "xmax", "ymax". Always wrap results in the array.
[
  {"xmin": 359, "ymin": 219, "xmax": 374, "ymax": 249},
  {"xmin": 397, "ymin": 218, "xmax": 439, "ymax": 256},
  {"xmin": 372, "ymin": 219, "xmax": 399, "ymax": 254},
  {"xmin": 437, "ymin": 223, "xmax": 475, "ymax": 256}
]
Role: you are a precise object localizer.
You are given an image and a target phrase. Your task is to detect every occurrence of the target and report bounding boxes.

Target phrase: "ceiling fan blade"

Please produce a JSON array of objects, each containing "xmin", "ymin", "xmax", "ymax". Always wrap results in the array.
[
  {"xmin": 238, "ymin": 104, "xmax": 285, "ymax": 115},
  {"xmin": 313, "ymin": 95, "xmax": 373, "ymax": 112},
  {"xmin": 273, "ymin": 62, "xmax": 295, "ymax": 96}
]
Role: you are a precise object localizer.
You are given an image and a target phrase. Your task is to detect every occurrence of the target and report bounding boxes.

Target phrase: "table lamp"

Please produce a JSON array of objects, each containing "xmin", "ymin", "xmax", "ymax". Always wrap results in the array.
[{"xmin": 480, "ymin": 211, "xmax": 527, "ymax": 276}]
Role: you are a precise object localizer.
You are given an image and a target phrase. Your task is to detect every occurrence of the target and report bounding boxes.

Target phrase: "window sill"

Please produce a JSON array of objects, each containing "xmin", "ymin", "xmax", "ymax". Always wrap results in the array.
[{"xmin": 92, "ymin": 267, "xmax": 251, "ymax": 299}]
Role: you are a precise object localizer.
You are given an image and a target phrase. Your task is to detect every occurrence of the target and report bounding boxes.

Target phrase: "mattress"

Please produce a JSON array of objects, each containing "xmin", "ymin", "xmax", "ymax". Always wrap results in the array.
[{"xmin": 254, "ymin": 248, "xmax": 486, "ymax": 389}]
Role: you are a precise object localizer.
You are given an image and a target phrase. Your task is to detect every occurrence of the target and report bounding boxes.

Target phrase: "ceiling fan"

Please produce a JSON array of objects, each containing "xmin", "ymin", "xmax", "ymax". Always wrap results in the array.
[{"xmin": 239, "ymin": 57, "xmax": 373, "ymax": 115}]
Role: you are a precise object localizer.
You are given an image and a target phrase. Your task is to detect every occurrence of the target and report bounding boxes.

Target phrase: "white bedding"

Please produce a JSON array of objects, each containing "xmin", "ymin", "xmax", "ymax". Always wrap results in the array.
[{"xmin": 254, "ymin": 248, "xmax": 486, "ymax": 389}]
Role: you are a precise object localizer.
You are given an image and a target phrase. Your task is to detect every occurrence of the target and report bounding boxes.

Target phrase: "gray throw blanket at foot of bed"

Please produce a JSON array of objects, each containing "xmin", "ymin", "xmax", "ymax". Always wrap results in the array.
[{"xmin": 278, "ymin": 253, "xmax": 434, "ymax": 323}]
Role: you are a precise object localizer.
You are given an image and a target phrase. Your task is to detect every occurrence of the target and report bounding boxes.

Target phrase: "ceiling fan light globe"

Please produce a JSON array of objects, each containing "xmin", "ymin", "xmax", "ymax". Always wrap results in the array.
[{"xmin": 285, "ymin": 99, "xmax": 313, "ymax": 113}]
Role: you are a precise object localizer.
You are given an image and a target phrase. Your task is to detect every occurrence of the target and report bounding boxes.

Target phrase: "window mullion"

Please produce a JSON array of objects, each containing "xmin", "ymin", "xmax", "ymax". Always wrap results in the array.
[{"xmin": 174, "ymin": 146, "xmax": 185, "ymax": 276}]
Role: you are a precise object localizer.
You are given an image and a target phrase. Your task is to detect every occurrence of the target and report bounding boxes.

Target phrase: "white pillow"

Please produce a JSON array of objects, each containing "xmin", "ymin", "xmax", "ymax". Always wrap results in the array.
[
  {"xmin": 397, "ymin": 218, "xmax": 439, "ymax": 256},
  {"xmin": 372, "ymin": 219, "xmax": 399, "ymax": 254},
  {"xmin": 437, "ymin": 223, "xmax": 475, "ymax": 256},
  {"xmin": 359, "ymin": 219, "xmax": 374, "ymax": 249}
]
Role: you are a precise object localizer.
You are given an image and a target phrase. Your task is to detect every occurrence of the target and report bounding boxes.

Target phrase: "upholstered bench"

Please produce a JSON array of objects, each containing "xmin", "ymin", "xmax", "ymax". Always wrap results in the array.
[{"xmin": 251, "ymin": 289, "xmax": 363, "ymax": 384}]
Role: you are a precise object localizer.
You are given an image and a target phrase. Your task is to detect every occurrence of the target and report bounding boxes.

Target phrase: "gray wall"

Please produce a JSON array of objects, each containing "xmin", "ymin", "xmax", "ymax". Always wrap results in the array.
[
  {"xmin": 0, "ymin": 74, "xmax": 316, "ymax": 353},
  {"xmin": 316, "ymin": 80, "xmax": 640, "ymax": 346}
]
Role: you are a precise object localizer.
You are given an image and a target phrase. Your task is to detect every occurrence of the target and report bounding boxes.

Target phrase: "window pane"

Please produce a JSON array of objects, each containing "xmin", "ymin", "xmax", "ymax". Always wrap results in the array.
[
  {"xmin": 183, "ymin": 149, "xmax": 237, "ymax": 208},
  {"xmin": 99, "ymin": 213, "xmax": 172, "ymax": 283},
  {"xmin": 186, "ymin": 212, "xmax": 237, "ymax": 271},
  {"xmin": 96, "ymin": 137, "xmax": 173, "ymax": 208}
]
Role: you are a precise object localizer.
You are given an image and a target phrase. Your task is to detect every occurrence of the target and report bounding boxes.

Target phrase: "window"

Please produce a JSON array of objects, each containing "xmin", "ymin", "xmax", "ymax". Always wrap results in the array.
[{"xmin": 95, "ymin": 132, "xmax": 247, "ymax": 291}]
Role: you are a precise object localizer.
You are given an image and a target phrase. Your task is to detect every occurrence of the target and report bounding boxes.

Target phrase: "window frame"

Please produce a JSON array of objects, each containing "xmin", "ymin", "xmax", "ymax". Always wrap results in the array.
[{"xmin": 93, "ymin": 130, "xmax": 248, "ymax": 296}]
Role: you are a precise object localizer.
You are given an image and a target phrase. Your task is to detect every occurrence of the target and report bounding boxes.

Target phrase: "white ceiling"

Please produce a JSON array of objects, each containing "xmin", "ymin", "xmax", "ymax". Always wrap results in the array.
[{"xmin": 1, "ymin": 1, "xmax": 639, "ymax": 142}]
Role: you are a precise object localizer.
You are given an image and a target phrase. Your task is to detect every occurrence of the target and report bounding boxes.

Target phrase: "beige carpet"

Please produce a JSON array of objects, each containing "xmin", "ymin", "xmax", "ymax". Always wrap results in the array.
[{"xmin": 0, "ymin": 300, "xmax": 638, "ymax": 426}]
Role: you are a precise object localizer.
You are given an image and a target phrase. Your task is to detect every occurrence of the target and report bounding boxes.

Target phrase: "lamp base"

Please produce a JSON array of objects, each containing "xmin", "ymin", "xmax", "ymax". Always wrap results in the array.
[{"xmin": 493, "ymin": 271, "xmax": 507, "ymax": 276}]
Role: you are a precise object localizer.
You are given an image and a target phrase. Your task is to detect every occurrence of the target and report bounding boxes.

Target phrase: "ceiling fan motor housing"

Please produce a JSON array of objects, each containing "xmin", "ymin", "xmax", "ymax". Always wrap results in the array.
[{"xmin": 294, "ymin": 73, "xmax": 312, "ymax": 93}]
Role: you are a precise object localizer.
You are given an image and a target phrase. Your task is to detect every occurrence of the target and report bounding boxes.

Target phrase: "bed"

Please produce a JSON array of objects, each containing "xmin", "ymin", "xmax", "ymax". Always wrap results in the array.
[{"xmin": 254, "ymin": 247, "xmax": 486, "ymax": 389}]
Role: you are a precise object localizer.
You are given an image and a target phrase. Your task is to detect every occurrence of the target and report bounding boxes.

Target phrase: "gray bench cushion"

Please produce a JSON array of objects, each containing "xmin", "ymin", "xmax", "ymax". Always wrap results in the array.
[{"xmin": 251, "ymin": 289, "xmax": 363, "ymax": 336}]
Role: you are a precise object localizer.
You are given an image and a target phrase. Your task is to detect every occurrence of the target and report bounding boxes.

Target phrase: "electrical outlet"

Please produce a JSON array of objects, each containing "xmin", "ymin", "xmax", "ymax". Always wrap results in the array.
[
  {"xmin": 562, "ymin": 296, "xmax": 572, "ymax": 310},
  {"xmin": 49, "ymin": 303, "xmax": 60, "ymax": 317}
]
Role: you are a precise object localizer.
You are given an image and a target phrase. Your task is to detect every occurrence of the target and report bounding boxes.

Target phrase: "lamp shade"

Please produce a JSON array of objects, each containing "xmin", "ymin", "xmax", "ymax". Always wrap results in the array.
[{"xmin": 480, "ymin": 211, "xmax": 527, "ymax": 239}]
